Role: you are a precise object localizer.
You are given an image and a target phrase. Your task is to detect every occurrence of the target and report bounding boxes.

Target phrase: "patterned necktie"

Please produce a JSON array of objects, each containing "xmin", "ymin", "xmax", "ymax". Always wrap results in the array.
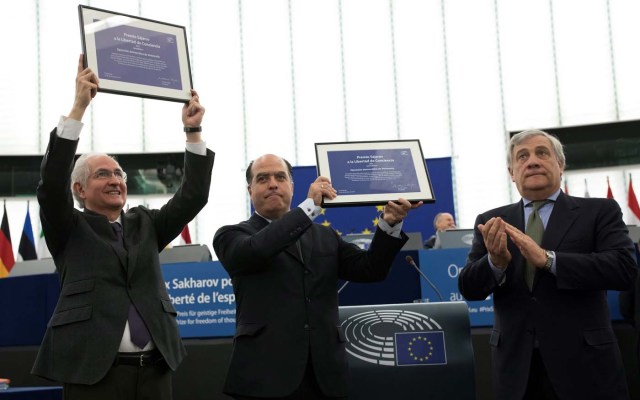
[
  {"xmin": 524, "ymin": 201, "xmax": 547, "ymax": 290},
  {"xmin": 112, "ymin": 222, "xmax": 151, "ymax": 349}
]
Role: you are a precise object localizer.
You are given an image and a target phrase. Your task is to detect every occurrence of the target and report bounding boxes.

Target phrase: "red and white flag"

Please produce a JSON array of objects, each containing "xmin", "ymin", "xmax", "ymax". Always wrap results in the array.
[
  {"xmin": 180, "ymin": 225, "xmax": 192, "ymax": 245},
  {"xmin": 606, "ymin": 177, "xmax": 614, "ymax": 199},
  {"xmin": 628, "ymin": 175, "xmax": 640, "ymax": 223}
]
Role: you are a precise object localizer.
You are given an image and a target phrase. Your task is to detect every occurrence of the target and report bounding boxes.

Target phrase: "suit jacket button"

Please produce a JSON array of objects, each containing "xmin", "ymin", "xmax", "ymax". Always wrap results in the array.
[
  {"xmin": 305, "ymin": 297, "xmax": 311, "ymax": 303},
  {"xmin": 304, "ymin": 324, "xmax": 310, "ymax": 330}
]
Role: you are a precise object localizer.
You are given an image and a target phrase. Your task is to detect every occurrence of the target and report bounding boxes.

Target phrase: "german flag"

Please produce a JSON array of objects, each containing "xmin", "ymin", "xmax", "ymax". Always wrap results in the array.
[{"xmin": 0, "ymin": 203, "xmax": 15, "ymax": 278}]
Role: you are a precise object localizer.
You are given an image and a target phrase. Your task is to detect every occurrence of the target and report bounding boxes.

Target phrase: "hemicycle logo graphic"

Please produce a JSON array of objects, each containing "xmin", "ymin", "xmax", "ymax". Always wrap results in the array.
[{"xmin": 341, "ymin": 309, "xmax": 447, "ymax": 367}]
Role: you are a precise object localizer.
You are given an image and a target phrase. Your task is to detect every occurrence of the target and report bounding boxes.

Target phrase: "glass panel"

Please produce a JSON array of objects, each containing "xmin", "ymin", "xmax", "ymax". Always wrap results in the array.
[
  {"xmin": 445, "ymin": 0, "xmax": 510, "ymax": 227},
  {"xmin": 341, "ymin": 0, "xmax": 397, "ymax": 141},
  {"xmin": 394, "ymin": 0, "xmax": 451, "ymax": 158},
  {"xmin": 498, "ymin": 0, "xmax": 559, "ymax": 131},
  {"xmin": 553, "ymin": 0, "xmax": 616, "ymax": 125}
]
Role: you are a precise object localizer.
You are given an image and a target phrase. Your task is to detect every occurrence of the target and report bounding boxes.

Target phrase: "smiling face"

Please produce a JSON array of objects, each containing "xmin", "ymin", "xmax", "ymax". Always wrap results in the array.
[
  {"xmin": 75, "ymin": 155, "xmax": 127, "ymax": 220},
  {"xmin": 248, "ymin": 154, "xmax": 294, "ymax": 220},
  {"xmin": 509, "ymin": 134, "xmax": 563, "ymax": 200}
]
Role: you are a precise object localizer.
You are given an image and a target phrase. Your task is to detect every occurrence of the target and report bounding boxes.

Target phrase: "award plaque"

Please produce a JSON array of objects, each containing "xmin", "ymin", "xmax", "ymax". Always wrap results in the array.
[
  {"xmin": 315, "ymin": 140, "xmax": 435, "ymax": 207},
  {"xmin": 79, "ymin": 5, "xmax": 193, "ymax": 102}
]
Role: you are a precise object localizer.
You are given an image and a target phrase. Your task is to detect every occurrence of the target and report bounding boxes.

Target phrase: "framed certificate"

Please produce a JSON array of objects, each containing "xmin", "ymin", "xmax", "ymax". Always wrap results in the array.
[
  {"xmin": 78, "ymin": 5, "xmax": 193, "ymax": 103},
  {"xmin": 315, "ymin": 140, "xmax": 435, "ymax": 207}
]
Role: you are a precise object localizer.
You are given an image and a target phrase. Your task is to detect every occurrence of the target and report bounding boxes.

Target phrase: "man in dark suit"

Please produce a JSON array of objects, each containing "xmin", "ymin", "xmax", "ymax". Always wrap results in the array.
[
  {"xmin": 213, "ymin": 154, "xmax": 421, "ymax": 399},
  {"xmin": 620, "ymin": 241, "xmax": 640, "ymax": 370},
  {"xmin": 458, "ymin": 129, "xmax": 637, "ymax": 400},
  {"xmin": 31, "ymin": 55, "xmax": 215, "ymax": 400}
]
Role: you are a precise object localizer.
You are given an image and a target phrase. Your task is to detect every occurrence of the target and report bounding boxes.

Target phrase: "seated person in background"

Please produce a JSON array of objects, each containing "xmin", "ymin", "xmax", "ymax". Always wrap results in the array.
[{"xmin": 424, "ymin": 212, "xmax": 456, "ymax": 249}]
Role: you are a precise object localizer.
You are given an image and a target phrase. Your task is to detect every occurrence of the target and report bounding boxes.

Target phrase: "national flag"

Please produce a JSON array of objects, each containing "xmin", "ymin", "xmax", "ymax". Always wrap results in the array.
[
  {"xmin": 18, "ymin": 207, "xmax": 37, "ymax": 261},
  {"xmin": 606, "ymin": 177, "xmax": 614, "ymax": 199},
  {"xmin": 0, "ymin": 204, "xmax": 15, "ymax": 278},
  {"xmin": 629, "ymin": 176, "xmax": 640, "ymax": 221},
  {"xmin": 38, "ymin": 228, "xmax": 51, "ymax": 259},
  {"xmin": 180, "ymin": 225, "xmax": 192, "ymax": 245},
  {"xmin": 395, "ymin": 331, "xmax": 447, "ymax": 366},
  {"xmin": 584, "ymin": 179, "xmax": 590, "ymax": 198},
  {"xmin": 563, "ymin": 180, "xmax": 569, "ymax": 195}
]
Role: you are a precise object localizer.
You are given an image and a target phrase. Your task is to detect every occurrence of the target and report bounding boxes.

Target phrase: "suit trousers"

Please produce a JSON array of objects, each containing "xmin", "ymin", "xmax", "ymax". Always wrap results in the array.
[
  {"xmin": 523, "ymin": 349, "xmax": 559, "ymax": 400},
  {"xmin": 231, "ymin": 357, "xmax": 347, "ymax": 400},
  {"xmin": 63, "ymin": 359, "xmax": 172, "ymax": 400}
]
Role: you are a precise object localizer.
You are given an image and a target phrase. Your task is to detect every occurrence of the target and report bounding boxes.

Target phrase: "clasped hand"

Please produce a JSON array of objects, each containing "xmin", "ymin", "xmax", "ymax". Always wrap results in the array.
[{"xmin": 479, "ymin": 217, "xmax": 546, "ymax": 269}]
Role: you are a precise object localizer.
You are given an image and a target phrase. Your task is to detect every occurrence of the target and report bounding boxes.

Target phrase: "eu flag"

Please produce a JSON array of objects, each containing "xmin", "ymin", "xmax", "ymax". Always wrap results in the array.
[{"xmin": 395, "ymin": 331, "xmax": 446, "ymax": 366}]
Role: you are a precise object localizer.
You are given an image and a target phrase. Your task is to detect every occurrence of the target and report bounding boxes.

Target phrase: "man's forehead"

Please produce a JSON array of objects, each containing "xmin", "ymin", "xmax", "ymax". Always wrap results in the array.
[
  {"xmin": 255, "ymin": 168, "xmax": 287, "ymax": 174},
  {"xmin": 253, "ymin": 157, "xmax": 287, "ymax": 172},
  {"xmin": 88, "ymin": 156, "xmax": 120, "ymax": 169},
  {"xmin": 514, "ymin": 136, "xmax": 552, "ymax": 151}
]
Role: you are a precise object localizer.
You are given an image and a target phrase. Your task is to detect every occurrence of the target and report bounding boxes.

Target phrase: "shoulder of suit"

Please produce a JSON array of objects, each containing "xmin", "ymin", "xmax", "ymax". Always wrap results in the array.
[
  {"xmin": 123, "ymin": 205, "xmax": 151, "ymax": 219},
  {"xmin": 481, "ymin": 202, "xmax": 519, "ymax": 217},
  {"xmin": 564, "ymin": 194, "xmax": 610, "ymax": 206}
]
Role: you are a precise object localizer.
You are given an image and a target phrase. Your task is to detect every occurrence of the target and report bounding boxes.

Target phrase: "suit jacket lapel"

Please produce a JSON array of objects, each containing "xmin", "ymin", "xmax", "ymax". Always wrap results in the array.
[
  {"xmin": 249, "ymin": 213, "xmax": 304, "ymax": 263},
  {"xmin": 298, "ymin": 228, "xmax": 313, "ymax": 265},
  {"xmin": 502, "ymin": 201, "xmax": 525, "ymax": 231},
  {"xmin": 501, "ymin": 201, "xmax": 527, "ymax": 284},
  {"xmin": 84, "ymin": 210, "xmax": 128, "ymax": 270},
  {"xmin": 248, "ymin": 213, "xmax": 270, "ymax": 232},
  {"xmin": 542, "ymin": 192, "xmax": 579, "ymax": 251},
  {"xmin": 121, "ymin": 216, "xmax": 139, "ymax": 278}
]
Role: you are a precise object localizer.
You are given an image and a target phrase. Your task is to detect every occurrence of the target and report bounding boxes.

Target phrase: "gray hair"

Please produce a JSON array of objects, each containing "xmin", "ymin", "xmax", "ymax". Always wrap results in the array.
[
  {"xmin": 433, "ymin": 213, "xmax": 445, "ymax": 230},
  {"xmin": 71, "ymin": 152, "xmax": 118, "ymax": 208},
  {"xmin": 507, "ymin": 129, "xmax": 566, "ymax": 169}
]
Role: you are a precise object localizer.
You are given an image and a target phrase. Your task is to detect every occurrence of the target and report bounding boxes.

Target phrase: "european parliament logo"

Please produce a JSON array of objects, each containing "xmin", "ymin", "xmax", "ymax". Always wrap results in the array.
[
  {"xmin": 395, "ymin": 331, "xmax": 446, "ymax": 366},
  {"xmin": 341, "ymin": 309, "xmax": 447, "ymax": 367}
]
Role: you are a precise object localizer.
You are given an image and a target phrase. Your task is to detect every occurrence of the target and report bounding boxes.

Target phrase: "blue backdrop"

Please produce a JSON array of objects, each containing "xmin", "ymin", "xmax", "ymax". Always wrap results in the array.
[{"xmin": 291, "ymin": 157, "xmax": 454, "ymax": 243}]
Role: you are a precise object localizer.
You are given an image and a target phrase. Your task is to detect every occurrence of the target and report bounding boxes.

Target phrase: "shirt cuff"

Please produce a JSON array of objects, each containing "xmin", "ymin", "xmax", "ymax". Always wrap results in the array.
[
  {"xmin": 298, "ymin": 198, "xmax": 322, "ymax": 221},
  {"xmin": 488, "ymin": 256, "xmax": 507, "ymax": 285},
  {"xmin": 185, "ymin": 140, "xmax": 207, "ymax": 156},
  {"xmin": 548, "ymin": 255, "xmax": 557, "ymax": 275},
  {"xmin": 377, "ymin": 216, "xmax": 403, "ymax": 238},
  {"xmin": 57, "ymin": 116, "xmax": 83, "ymax": 140}
]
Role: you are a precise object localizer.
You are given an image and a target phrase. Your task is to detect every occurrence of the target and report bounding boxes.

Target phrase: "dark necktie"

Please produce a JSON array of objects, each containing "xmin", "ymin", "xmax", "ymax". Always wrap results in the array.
[
  {"xmin": 524, "ymin": 201, "xmax": 547, "ymax": 290},
  {"xmin": 112, "ymin": 222, "xmax": 151, "ymax": 349}
]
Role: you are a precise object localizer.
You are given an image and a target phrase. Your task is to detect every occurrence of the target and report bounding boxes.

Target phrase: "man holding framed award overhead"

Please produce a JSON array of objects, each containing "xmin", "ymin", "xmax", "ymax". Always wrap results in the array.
[{"xmin": 29, "ymin": 7, "xmax": 212, "ymax": 400}]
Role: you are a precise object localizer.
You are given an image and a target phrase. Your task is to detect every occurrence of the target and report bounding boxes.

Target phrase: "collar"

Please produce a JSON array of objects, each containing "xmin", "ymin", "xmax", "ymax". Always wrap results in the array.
[{"xmin": 522, "ymin": 188, "xmax": 562, "ymax": 207}]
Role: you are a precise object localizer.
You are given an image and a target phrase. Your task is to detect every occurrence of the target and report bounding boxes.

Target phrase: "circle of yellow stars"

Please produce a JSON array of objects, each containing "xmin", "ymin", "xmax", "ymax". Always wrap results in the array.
[
  {"xmin": 408, "ymin": 336, "xmax": 434, "ymax": 362},
  {"xmin": 319, "ymin": 206, "xmax": 385, "ymax": 236}
]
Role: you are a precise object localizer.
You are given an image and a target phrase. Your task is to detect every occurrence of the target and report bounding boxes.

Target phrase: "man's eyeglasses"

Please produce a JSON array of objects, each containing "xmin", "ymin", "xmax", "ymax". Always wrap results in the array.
[{"xmin": 92, "ymin": 168, "xmax": 128, "ymax": 182}]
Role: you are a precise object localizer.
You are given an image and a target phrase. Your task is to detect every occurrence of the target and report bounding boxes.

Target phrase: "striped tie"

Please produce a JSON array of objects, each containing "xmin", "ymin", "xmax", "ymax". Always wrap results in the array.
[{"xmin": 524, "ymin": 201, "xmax": 547, "ymax": 290}]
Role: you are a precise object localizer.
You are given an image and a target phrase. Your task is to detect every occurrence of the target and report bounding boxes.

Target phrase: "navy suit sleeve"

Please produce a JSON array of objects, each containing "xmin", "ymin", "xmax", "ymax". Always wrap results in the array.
[
  {"xmin": 554, "ymin": 199, "xmax": 637, "ymax": 291},
  {"xmin": 146, "ymin": 149, "xmax": 215, "ymax": 249},
  {"xmin": 213, "ymin": 208, "xmax": 313, "ymax": 277},
  {"xmin": 458, "ymin": 213, "xmax": 500, "ymax": 301},
  {"xmin": 37, "ymin": 128, "xmax": 79, "ymax": 256},
  {"xmin": 337, "ymin": 227, "xmax": 408, "ymax": 283}
]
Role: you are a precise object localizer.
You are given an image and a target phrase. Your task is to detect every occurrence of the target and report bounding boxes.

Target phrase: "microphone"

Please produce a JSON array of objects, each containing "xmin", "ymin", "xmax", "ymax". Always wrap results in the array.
[
  {"xmin": 405, "ymin": 255, "xmax": 443, "ymax": 302},
  {"xmin": 337, "ymin": 280, "xmax": 350, "ymax": 294}
]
